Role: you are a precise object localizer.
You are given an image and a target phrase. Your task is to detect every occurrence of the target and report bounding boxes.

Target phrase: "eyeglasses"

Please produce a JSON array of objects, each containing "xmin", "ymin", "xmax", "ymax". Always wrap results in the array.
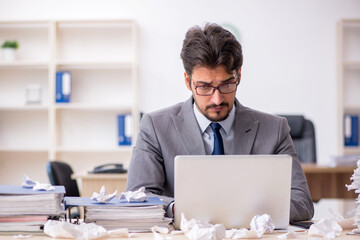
[{"xmin": 191, "ymin": 76, "xmax": 239, "ymax": 96}]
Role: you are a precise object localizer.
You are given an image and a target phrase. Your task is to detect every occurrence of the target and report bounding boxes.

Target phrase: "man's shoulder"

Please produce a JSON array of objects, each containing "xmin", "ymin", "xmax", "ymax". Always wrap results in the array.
[{"xmin": 237, "ymin": 104, "xmax": 284, "ymax": 123}]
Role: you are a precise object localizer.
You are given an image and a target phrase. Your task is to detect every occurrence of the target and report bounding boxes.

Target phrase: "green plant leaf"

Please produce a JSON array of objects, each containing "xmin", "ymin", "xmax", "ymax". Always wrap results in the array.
[{"xmin": 2, "ymin": 40, "xmax": 19, "ymax": 49}]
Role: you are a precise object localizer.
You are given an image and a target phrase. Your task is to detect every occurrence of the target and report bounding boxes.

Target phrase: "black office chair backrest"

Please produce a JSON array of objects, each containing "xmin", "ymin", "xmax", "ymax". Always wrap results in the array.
[
  {"xmin": 281, "ymin": 115, "xmax": 317, "ymax": 163},
  {"xmin": 46, "ymin": 161, "xmax": 80, "ymax": 197}
]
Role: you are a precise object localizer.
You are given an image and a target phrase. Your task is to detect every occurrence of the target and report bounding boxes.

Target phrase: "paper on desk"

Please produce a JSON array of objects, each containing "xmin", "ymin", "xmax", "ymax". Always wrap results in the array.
[
  {"xmin": 350, "ymin": 227, "xmax": 360, "ymax": 234},
  {"xmin": 346, "ymin": 159, "xmax": 360, "ymax": 194},
  {"xmin": 12, "ymin": 234, "xmax": 32, "ymax": 239},
  {"xmin": 44, "ymin": 220, "xmax": 108, "ymax": 240},
  {"xmin": 22, "ymin": 175, "xmax": 55, "ymax": 191},
  {"xmin": 225, "ymin": 228, "xmax": 260, "ymax": 239},
  {"xmin": 179, "ymin": 213, "xmax": 275, "ymax": 240},
  {"xmin": 119, "ymin": 186, "xmax": 147, "ymax": 202},
  {"xmin": 308, "ymin": 218, "xmax": 342, "ymax": 239},
  {"xmin": 329, "ymin": 207, "xmax": 357, "ymax": 229},
  {"xmin": 91, "ymin": 185, "xmax": 117, "ymax": 203},
  {"xmin": 180, "ymin": 213, "xmax": 225, "ymax": 240},
  {"xmin": 44, "ymin": 220, "xmax": 135, "ymax": 239},
  {"xmin": 250, "ymin": 214, "xmax": 275, "ymax": 236},
  {"xmin": 277, "ymin": 231, "xmax": 297, "ymax": 239},
  {"xmin": 151, "ymin": 226, "xmax": 172, "ymax": 240},
  {"xmin": 224, "ymin": 214, "xmax": 275, "ymax": 239},
  {"xmin": 107, "ymin": 228, "xmax": 132, "ymax": 238}
]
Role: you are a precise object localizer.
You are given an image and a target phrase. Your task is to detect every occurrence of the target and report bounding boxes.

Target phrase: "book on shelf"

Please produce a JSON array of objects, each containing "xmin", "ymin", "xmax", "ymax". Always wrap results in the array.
[
  {"xmin": 56, "ymin": 71, "xmax": 71, "ymax": 103},
  {"xmin": 64, "ymin": 196, "xmax": 172, "ymax": 232},
  {"xmin": 118, "ymin": 114, "xmax": 132, "ymax": 146},
  {"xmin": 344, "ymin": 114, "xmax": 359, "ymax": 147},
  {"xmin": 0, "ymin": 185, "xmax": 65, "ymax": 233}
]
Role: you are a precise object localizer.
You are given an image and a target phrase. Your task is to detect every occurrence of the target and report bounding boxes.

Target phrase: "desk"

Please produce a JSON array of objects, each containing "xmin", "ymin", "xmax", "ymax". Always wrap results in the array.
[
  {"xmin": 72, "ymin": 173, "xmax": 127, "ymax": 197},
  {"xmin": 302, "ymin": 164, "xmax": 357, "ymax": 202},
  {"xmin": 73, "ymin": 164, "xmax": 358, "ymax": 201},
  {"xmin": 0, "ymin": 231, "xmax": 358, "ymax": 239}
]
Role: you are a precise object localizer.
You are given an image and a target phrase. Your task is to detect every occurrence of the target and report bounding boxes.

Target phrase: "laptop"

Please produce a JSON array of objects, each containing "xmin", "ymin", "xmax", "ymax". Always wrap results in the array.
[{"xmin": 174, "ymin": 154, "xmax": 292, "ymax": 229}]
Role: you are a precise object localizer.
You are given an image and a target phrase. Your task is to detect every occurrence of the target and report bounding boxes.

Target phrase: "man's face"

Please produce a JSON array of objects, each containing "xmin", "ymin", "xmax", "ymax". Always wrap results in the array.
[{"xmin": 185, "ymin": 65, "xmax": 241, "ymax": 122}]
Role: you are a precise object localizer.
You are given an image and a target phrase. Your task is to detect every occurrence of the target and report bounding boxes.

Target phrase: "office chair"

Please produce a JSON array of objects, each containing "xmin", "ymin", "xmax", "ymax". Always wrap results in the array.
[
  {"xmin": 46, "ymin": 161, "xmax": 81, "ymax": 218},
  {"xmin": 46, "ymin": 161, "xmax": 80, "ymax": 197},
  {"xmin": 281, "ymin": 115, "xmax": 317, "ymax": 163}
]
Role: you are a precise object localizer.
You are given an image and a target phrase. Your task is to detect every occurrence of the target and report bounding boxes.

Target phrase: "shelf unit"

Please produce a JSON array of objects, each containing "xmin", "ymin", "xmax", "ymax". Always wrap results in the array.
[
  {"xmin": 337, "ymin": 19, "xmax": 360, "ymax": 155},
  {"xmin": 0, "ymin": 20, "xmax": 138, "ymax": 185}
]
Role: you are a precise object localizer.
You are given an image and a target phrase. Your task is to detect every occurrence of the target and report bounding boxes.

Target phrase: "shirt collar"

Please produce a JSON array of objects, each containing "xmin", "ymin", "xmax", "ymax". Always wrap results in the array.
[{"xmin": 193, "ymin": 102, "xmax": 236, "ymax": 135}]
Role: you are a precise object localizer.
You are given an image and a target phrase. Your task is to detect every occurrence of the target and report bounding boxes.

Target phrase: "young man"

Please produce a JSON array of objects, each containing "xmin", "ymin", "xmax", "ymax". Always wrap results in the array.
[{"xmin": 126, "ymin": 23, "xmax": 314, "ymax": 222}]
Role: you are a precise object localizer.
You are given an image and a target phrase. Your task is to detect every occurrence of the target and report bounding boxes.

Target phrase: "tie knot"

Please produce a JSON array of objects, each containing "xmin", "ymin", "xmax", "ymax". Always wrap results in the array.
[{"xmin": 210, "ymin": 122, "xmax": 222, "ymax": 132}]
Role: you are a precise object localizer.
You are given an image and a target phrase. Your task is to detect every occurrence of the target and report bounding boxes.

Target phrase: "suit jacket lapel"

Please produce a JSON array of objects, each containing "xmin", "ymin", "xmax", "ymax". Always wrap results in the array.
[
  {"xmin": 232, "ymin": 100, "xmax": 259, "ymax": 154},
  {"xmin": 171, "ymin": 97, "xmax": 206, "ymax": 155}
]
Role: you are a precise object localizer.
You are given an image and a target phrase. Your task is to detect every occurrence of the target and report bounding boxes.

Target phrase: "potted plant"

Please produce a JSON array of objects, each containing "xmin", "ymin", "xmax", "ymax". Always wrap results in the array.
[{"xmin": 2, "ymin": 40, "xmax": 19, "ymax": 61}]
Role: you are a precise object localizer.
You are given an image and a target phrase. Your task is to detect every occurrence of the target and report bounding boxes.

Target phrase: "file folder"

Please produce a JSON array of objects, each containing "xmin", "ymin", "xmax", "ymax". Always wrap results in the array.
[
  {"xmin": 56, "ymin": 71, "xmax": 71, "ymax": 103},
  {"xmin": 344, "ymin": 114, "xmax": 359, "ymax": 146},
  {"xmin": 0, "ymin": 185, "xmax": 65, "ymax": 195},
  {"xmin": 118, "ymin": 114, "xmax": 132, "ymax": 146},
  {"xmin": 64, "ymin": 196, "xmax": 165, "ymax": 207}
]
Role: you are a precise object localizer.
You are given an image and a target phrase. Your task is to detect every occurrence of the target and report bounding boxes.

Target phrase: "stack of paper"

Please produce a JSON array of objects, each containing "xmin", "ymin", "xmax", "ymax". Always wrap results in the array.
[
  {"xmin": 346, "ymin": 159, "xmax": 360, "ymax": 233},
  {"xmin": 65, "ymin": 196, "xmax": 172, "ymax": 232},
  {"xmin": 0, "ymin": 185, "xmax": 65, "ymax": 233}
]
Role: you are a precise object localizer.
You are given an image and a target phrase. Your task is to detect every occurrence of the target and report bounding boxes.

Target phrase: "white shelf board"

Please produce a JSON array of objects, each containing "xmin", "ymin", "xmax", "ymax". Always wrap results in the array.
[
  {"xmin": 56, "ymin": 60, "xmax": 133, "ymax": 69},
  {"xmin": 0, "ymin": 105, "xmax": 49, "ymax": 111},
  {"xmin": 57, "ymin": 20, "xmax": 134, "ymax": 29},
  {"xmin": 0, "ymin": 147, "xmax": 48, "ymax": 152},
  {"xmin": 0, "ymin": 22, "xmax": 49, "ymax": 29},
  {"xmin": 55, "ymin": 146, "xmax": 132, "ymax": 153},
  {"xmin": 0, "ymin": 61, "xmax": 49, "ymax": 69},
  {"xmin": 54, "ymin": 103, "xmax": 132, "ymax": 112}
]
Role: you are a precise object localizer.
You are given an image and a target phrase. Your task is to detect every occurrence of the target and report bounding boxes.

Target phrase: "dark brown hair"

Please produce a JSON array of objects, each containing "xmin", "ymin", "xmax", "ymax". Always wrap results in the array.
[{"xmin": 180, "ymin": 23, "xmax": 243, "ymax": 75}]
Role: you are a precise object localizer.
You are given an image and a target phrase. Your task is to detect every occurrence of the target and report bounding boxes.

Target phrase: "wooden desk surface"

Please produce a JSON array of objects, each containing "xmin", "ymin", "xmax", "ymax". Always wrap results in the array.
[
  {"xmin": 301, "ymin": 163, "xmax": 357, "ymax": 201},
  {"xmin": 0, "ymin": 231, "xmax": 358, "ymax": 239},
  {"xmin": 301, "ymin": 163, "xmax": 356, "ymax": 173},
  {"xmin": 72, "ymin": 172, "xmax": 128, "ymax": 180},
  {"xmin": 72, "ymin": 173, "xmax": 128, "ymax": 197}
]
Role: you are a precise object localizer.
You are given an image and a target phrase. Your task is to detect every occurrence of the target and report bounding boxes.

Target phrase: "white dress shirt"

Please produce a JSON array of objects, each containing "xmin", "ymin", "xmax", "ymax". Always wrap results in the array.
[{"xmin": 193, "ymin": 103, "xmax": 236, "ymax": 154}]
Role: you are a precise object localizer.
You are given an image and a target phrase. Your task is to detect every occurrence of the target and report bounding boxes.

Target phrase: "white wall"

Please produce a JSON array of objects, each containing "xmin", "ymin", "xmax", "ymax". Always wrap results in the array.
[{"xmin": 1, "ymin": 0, "xmax": 360, "ymax": 165}]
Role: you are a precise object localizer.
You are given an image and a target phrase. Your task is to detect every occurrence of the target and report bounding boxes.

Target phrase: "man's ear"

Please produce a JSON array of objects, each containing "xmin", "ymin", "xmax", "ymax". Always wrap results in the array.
[{"xmin": 184, "ymin": 72, "xmax": 191, "ymax": 90}]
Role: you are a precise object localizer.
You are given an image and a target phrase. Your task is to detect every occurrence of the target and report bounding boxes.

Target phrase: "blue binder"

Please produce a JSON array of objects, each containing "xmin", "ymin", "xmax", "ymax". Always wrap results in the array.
[
  {"xmin": 56, "ymin": 71, "xmax": 71, "ymax": 103},
  {"xmin": 0, "ymin": 185, "xmax": 65, "ymax": 195},
  {"xmin": 64, "ymin": 196, "xmax": 165, "ymax": 208},
  {"xmin": 344, "ymin": 114, "xmax": 359, "ymax": 146},
  {"xmin": 118, "ymin": 114, "xmax": 132, "ymax": 145}
]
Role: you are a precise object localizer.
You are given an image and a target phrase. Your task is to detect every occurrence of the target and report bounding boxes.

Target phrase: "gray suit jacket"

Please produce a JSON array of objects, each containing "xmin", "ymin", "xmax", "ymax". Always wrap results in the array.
[{"xmin": 126, "ymin": 97, "xmax": 314, "ymax": 222}]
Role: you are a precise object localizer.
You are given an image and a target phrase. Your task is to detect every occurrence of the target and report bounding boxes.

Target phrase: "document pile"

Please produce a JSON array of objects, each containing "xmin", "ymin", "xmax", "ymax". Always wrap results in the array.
[
  {"xmin": 65, "ymin": 188, "xmax": 172, "ymax": 232},
  {"xmin": 0, "ymin": 185, "xmax": 65, "ymax": 233},
  {"xmin": 346, "ymin": 159, "xmax": 360, "ymax": 234}
]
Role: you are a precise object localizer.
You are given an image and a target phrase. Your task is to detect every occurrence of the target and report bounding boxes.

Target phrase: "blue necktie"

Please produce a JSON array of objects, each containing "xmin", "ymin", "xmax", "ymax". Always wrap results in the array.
[{"xmin": 210, "ymin": 123, "xmax": 224, "ymax": 155}]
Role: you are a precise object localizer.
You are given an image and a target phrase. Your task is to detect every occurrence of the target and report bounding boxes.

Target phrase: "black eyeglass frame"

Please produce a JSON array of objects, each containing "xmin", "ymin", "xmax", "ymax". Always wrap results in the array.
[{"xmin": 190, "ymin": 75, "xmax": 240, "ymax": 96}]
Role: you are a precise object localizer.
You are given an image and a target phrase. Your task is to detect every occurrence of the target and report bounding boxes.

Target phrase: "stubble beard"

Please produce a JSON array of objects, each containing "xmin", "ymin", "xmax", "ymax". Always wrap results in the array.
[{"xmin": 195, "ymin": 101, "xmax": 230, "ymax": 122}]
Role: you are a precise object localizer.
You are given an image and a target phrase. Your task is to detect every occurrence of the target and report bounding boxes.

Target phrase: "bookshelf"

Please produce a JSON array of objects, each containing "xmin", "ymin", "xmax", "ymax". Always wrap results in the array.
[
  {"xmin": 0, "ymin": 20, "xmax": 138, "ymax": 184},
  {"xmin": 337, "ymin": 19, "xmax": 360, "ymax": 155}
]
